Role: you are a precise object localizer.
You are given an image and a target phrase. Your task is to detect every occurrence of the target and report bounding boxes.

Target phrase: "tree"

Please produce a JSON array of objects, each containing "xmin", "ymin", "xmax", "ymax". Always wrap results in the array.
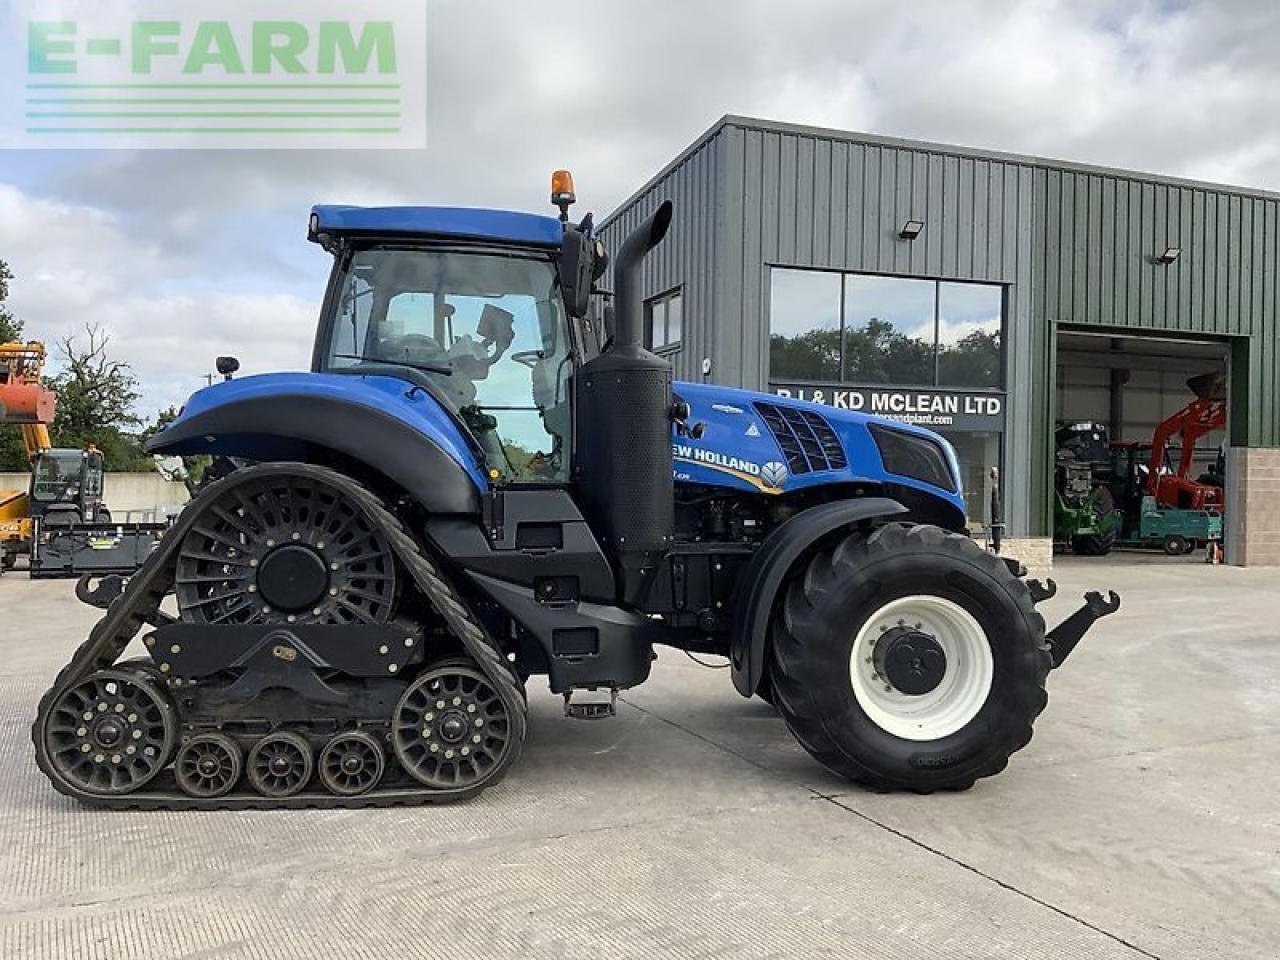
[
  {"xmin": 0, "ymin": 260, "xmax": 22, "ymax": 343},
  {"xmin": 937, "ymin": 330, "xmax": 1000, "ymax": 388},
  {"xmin": 48, "ymin": 325, "xmax": 150, "ymax": 470}
]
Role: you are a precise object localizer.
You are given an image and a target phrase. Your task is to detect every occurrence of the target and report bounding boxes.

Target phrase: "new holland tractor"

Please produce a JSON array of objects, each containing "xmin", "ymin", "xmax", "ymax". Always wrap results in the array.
[{"xmin": 33, "ymin": 174, "xmax": 1118, "ymax": 808}]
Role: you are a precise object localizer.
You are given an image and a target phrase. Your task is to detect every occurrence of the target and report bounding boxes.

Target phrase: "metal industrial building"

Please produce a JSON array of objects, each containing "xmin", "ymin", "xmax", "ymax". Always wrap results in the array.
[{"xmin": 598, "ymin": 115, "xmax": 1280, "ymax": 565}]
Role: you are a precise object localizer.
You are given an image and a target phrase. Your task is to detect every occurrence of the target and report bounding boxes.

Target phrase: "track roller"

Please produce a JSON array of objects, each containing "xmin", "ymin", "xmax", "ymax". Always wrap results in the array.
[
  {"xmin": 246, "ymin": 731, "xmax": 313, "ymax": 797},
  {"xmin": 319, "ymin": 730, "xmax": 385, "ymax": 796},
  {"xmin": 393, "ymin": 660, "xmax": 517, "ymax": 791},
  {"xmin": 175, "ymin": 733, "xmax": 243, "ymax": 798},
  {"xmin": 40, "ymin": 669, "xmax": 176, "ymax": 797}
]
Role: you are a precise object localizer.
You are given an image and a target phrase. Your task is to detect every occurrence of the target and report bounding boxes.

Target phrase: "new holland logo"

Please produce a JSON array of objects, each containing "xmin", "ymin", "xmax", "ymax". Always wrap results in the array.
[{"xmin": 760, "ymin": 461, "xmax": 788, "ymax": 489}]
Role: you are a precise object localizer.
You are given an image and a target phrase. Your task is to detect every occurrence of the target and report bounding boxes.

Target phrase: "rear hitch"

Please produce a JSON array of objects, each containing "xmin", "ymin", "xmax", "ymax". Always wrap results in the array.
[{"xmin": 1046, "ymin": 590, "xmax": 1121, "ymax": 668}]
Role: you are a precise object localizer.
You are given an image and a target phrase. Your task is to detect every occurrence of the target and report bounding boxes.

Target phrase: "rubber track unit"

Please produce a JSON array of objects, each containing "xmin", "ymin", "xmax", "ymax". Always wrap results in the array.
[{"xmin": 31, "ymin": 463, "xmax": 527, "ymax": 810}]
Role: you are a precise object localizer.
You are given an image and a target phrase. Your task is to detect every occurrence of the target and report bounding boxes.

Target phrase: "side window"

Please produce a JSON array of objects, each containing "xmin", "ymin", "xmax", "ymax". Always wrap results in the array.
[
  {"xmin": 331, "ymin": 272, "xmax": 373, "ymax": 366},
  {"xmin": 645, "ymin": 289, "xmax": 683, "ymax": 352}
]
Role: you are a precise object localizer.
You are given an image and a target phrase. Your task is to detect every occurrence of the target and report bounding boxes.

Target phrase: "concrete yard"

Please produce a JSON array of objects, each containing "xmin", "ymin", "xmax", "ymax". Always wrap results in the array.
[{"xmin": 0, "ymin": 560, "xmax": 1276, "ymax": 959}]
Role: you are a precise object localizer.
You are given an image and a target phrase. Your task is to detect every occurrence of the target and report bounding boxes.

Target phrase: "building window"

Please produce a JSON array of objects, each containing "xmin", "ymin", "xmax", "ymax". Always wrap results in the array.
[
  {"xmin": 646, "ymin": 289, "xmax": 683, "ymax": 352},
  {"xmin": 769, "ymin": 268, "xmax": 1003, "ymax": 389}
]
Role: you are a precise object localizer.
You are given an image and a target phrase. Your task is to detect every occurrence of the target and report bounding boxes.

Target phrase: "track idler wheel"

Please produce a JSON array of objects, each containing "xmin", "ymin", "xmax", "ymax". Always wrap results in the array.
[
  {"xmin": 393, "ymin": 661, "xmax": 517, "ymax": 791},
  {"xmin": 319, "ymin": 730, "xmax": 385, "ymax": 796},
  {"xmin": 41, "ymin": 669, "xmax": 176, "ymax": 797},
  {"xmin": 247, "ymin": 731, "xmax": 313, "ymax": 797}
]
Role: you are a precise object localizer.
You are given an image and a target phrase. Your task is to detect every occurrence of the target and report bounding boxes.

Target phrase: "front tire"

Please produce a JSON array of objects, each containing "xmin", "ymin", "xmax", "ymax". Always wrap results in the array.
[{"xmin": 770, "ymin": 523, "xmax": 1050, "ymax": 792}]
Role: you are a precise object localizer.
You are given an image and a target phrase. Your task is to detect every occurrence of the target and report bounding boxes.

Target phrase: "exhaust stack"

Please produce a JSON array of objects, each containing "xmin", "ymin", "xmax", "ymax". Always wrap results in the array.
[{"xmin": 574, "ymin": 201, "xmax": 676, "ymax": 602}]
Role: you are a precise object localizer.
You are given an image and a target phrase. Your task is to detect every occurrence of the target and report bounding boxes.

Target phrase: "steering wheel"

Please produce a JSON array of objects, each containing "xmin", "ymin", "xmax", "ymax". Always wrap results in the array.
[{"xmin": 510, "ymin": 349, "xmax": 544, "ymax": 369}]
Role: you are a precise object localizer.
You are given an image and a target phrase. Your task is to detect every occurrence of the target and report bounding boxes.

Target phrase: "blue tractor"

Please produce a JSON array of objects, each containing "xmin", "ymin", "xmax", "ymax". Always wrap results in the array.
[{"xmin": 33, "ymin": 175, "xmax": 1117, "ymax": 807}]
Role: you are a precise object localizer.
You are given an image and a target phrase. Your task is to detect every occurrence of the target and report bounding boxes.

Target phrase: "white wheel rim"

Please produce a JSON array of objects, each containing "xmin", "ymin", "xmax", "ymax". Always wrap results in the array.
[{"xmin": 848, "ymin": 595, "xmax": 994, "ymax": 741}]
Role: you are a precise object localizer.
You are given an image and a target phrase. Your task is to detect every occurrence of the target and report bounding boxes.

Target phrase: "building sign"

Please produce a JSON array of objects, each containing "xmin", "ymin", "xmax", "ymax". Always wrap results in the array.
[{"xmin": 770, "ymin": 383, "xmax": 1006, "ymax": 432}]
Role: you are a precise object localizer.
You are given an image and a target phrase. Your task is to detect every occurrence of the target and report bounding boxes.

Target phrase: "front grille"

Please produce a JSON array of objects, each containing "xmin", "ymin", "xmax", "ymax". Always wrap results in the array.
[{"xmin": 753, "ymin": 402, "xmax": 848, "ymax": 475}]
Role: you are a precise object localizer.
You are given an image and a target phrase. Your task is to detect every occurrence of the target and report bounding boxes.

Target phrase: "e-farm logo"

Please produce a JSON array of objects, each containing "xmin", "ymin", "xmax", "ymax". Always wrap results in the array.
[{"xmin": 4, "ymin": 1, "xmax": 426, "ymax": 148}]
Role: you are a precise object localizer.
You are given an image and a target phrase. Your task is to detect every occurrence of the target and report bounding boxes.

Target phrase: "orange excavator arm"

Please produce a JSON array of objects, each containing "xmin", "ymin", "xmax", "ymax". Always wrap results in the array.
[
  {"xmin": 1144, "ymin": 371, "xmax": 1228, "ymax": 509},
  {"xmin": 0, "ymin": 341, "xmax": 56, "ymax": 463}
]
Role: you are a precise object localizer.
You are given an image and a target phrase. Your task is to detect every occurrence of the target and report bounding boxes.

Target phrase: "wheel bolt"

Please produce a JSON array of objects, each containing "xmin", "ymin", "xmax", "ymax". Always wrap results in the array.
[
  {"xmin": 328, "ymin": 588, "xmax": 339, "ymax": 597},
  {"xmin": 97, "ymin": 703, "xmax": 108, "ymax": 712},
  {"xmin": 82, "ymin": 711, "xmax": 93, "ymax": 721},
  {"xmin": 435, "ymin": 700, "xmax": 445, "ymax": 710},
  {"xmin": 144, "ymin": 746, "xmax": 155, "ymax": 756},
  {"xmin": 248, "ymin": 584, "xmax": 257, "ymax": 593},
  {"xmin": 170, "ymin": 644, "xmax": 181, "ymax": 654},
  {"xmin": 331, "ymin": 562, "xmax": 340, "ymax": 571},
  {"xmin": 460, "ymin": 747, "xmax": 470, "ymax": 756},
  {"xmin": 94, "ymin": 753, "xmax": 104, "ymax": 763},
  {"xmin": 76, "ymin": 726, "xmax": 87, "ymax": 737},
  {"xmin": 429, "ymin": 743, "xmax": 439, "ymax": 753},
  {"xmin": 249, "ymin": 558, "xmax": 259, "ymax": 568},
  {"xmin": 287, "ymin": 615, "xmax": 297, "ymax": 623},
  {"xmin": 452, "ymin": 697, "xmax": 461, "ymax": 706},
  {"xmin": 132, "ymin": 730, "xmax": 142, "ymax": 739},
  {"xmin": 127, "ymin": 713, "xmax": 137, "ymax": 722},
  {"xmin": 266, "ymin": 539, "xmax": 276, "ymax": 547},
  {"xmin": 475, "ymin": 718, "xmax": 485, "ymax": 728},
  {"xmin": 424, "ymin": 712, "xmax": 434, "ymax": 722},
  {"xmin": 388, "ymin": 664, "xmax": 398, "ymax": 673},
  {"xmin": 80, "ymin": 744, "xmax": 91, "ymax": 753},
  {"xmin": 291, "ymin": 532, "xmax": 301, "ymax": 541},
  {"xmin": 444, "ymin": 749, "xmax": 454, "ymax": 759},
  {"xmin": 111, "ymin": 754, "xmax": 122, "ymax": 764},
  {"xmin": 465, "ymin": 704, "xmax": 476, "ymax": 713},
  {"xmin": 114, "ymin": 703, "xmax": 125, "ymax": 713},
  {"xmin": 404, "ymin": 638, "xmax": 414, "ymax": 647},
  {"xmin": 471, "ymin": 734, "xmax": 481, "ymax": 744},
  {"xmin": 378, "ymin": 645, "xmax": 388, "ymax": 655},
  {"xmin": 126, "ymin": 745, "xmax": 136, "ymax": 755}
]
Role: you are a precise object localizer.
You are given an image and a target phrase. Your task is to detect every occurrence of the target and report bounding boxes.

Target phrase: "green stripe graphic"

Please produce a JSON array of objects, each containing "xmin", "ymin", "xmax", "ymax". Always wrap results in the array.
[
  {"xmin": 27, "ymin": 127, "xmax": 402, "ymax": 134},
  {"xmin": 28, "ymin": 112, "xmax": 400, "ymax": 119},
  {"xmin": 27, "ymin": 83, "xmax": 401, "ymax": 89}
]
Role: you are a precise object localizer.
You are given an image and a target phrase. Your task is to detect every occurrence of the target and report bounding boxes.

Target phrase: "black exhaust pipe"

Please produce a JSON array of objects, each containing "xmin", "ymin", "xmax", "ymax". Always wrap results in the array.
[
  {"xmin": 575, "ymin": 201, "xmax": 676, "ymax": 603},
  {"xmin": 612, "ymin": 201, "xmax": 673, "ymax": 350}
]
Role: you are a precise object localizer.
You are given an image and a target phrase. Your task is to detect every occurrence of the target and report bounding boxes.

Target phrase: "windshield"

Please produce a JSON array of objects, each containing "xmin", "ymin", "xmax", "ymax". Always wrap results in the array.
[
  {"xmin": 321, "ymin": 247, "xmax": 573, "ymax": 482},
  {"xmin": 33, "ymin": 452, "xmax": 83, "ymax": 503}
]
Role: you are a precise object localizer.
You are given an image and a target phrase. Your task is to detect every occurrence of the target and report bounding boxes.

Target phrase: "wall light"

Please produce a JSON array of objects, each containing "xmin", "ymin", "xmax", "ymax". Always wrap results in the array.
[
  {"xmin": 1156, "ymin": 246, "xmax": 1181, "ymax": 264},
  {"xmin": 899, "ymin": 219, "xmax": 925, "ymax": 240}
]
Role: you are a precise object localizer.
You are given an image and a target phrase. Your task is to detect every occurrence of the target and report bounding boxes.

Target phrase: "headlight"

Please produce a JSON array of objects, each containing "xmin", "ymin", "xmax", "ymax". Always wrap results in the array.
[{"xmin": 869, "ymin": 423, "xmax": 958, "ymax": 492}]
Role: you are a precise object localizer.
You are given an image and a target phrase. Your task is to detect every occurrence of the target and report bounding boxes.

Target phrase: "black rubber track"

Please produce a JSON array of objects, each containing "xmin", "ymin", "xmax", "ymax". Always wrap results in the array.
[
  {"xmin": 770, "ymin": 522, "xmax": 1051, "ymax": 793},
  {"xmin": 31, "ymin": 462, "xmax": 527, "ymax": 810}
]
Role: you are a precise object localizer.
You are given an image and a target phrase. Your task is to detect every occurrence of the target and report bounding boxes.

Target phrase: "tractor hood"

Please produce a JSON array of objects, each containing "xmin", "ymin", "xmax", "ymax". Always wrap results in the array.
[{"xmin": 671, "ymin": 381, "xmax": 967, "ymax": 514}]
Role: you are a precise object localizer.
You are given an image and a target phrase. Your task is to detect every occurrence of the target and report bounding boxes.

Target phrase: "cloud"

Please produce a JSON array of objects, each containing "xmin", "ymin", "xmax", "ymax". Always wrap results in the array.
[{"xmin": 0, "ymin": 184, "xmax": 322, "ymax": 416}]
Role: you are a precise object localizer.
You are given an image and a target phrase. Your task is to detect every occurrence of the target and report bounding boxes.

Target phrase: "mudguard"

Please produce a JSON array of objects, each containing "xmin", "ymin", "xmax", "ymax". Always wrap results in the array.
[
  {"xmin": 146, "ymin": 372, "xmax": 486, "ymax": 515},
  {"xmin": 729, "ymin": 497, "xmax": 908, "ymax": 697}
]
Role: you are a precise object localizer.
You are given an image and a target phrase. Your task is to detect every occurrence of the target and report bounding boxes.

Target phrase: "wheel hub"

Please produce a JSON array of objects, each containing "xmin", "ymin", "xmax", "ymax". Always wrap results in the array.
[
  {"xmin": 875, "ymin": 626, "xmax": 947, "ymax": 696},
  {"xmin": 93, "ymin": 718, "xmax": 124, "ymax": 747},
  {"xmin": 438, "ymin": 712, "xmax": 468, "ymax": 744},
  {"xmin": 256, "ymin": 544, "xmax": 329, "ymax": 612}
]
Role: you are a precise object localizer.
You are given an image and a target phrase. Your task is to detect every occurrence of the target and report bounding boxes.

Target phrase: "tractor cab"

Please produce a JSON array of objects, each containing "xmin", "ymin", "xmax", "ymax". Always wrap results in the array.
[
  {"xmin": 30, "ymin": 447, "xmax": 107, "ymax": 525},
  {"xmin": 308, "ymin": 176, "xmax": 605, "ymax": 486}
]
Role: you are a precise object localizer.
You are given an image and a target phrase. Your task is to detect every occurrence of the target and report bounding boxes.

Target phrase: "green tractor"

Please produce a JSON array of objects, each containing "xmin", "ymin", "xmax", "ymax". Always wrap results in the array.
[{"xmin": 1054, "ymin": 422, "xmax": 1121, "ymax": 556}]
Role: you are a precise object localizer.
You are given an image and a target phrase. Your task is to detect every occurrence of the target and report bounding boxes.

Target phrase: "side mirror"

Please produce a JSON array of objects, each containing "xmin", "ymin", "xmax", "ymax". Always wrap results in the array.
[
  {"xmin": 215, "ymin": 356, "xmax": 240, "ymax": 380},
  {"xmin": 557, "ymin": 229, "xmax": 594, "ymax": 318}
]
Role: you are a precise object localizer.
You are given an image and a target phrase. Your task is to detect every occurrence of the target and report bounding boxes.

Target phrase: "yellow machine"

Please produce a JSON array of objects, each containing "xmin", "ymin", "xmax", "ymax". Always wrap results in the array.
[{"xmin": 0, "ymin": 341, "xmax": 57, "ymax": 566}]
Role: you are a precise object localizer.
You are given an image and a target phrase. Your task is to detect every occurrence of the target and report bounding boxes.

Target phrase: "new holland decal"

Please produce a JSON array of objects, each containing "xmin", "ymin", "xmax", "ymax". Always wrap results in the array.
[{"xmin": 672, "ymin": 443, "xmax": 789, "ymax": 493}]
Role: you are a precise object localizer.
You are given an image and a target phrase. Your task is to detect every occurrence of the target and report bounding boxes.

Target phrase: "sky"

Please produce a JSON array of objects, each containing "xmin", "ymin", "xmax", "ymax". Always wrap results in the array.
[{"xmin": 1, "ymin": 0, "xmax": 1279, "ymax": 419}]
